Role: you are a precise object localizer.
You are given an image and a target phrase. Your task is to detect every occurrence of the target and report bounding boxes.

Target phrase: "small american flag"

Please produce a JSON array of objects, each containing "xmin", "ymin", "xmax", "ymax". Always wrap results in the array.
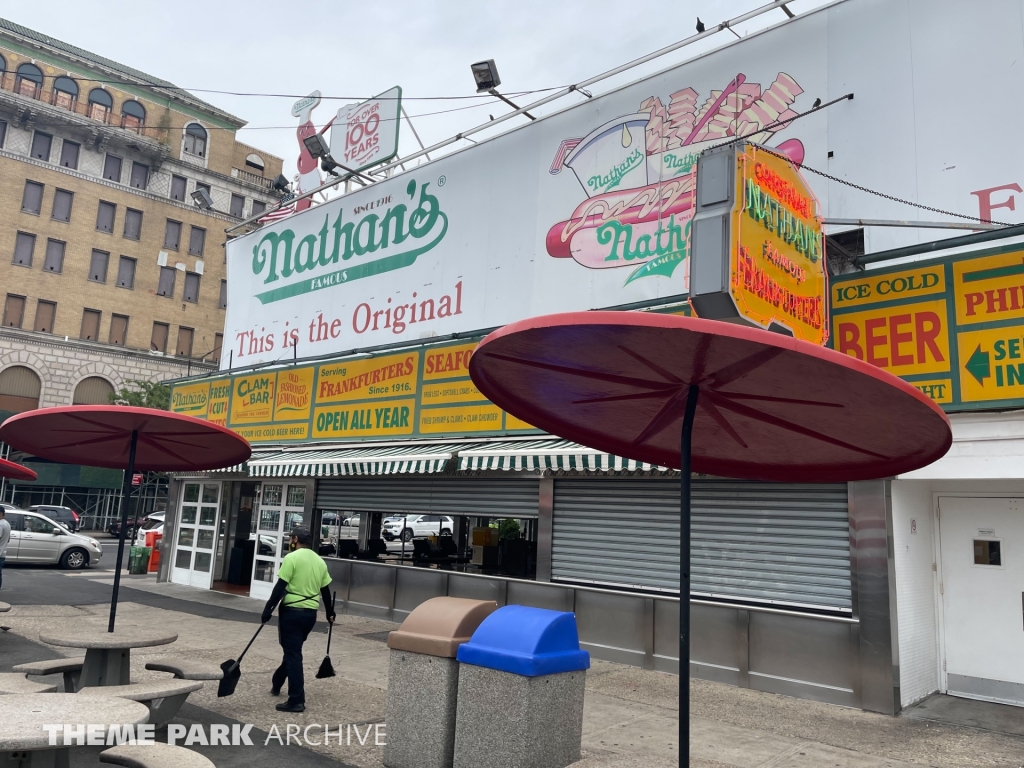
[{"xmin": 258, "ymin": 193, "xmax": 297, "ymax": 223}]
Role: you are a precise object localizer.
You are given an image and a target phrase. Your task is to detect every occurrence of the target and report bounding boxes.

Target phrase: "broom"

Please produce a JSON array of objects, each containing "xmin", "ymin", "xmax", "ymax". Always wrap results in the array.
[
  {"xmin": 316, "ymin": 591, "xmax": 337, "ymax": 679},
  {"xmin": 218, "ymin": 622, "xmax": 265, "ymax": 697}
]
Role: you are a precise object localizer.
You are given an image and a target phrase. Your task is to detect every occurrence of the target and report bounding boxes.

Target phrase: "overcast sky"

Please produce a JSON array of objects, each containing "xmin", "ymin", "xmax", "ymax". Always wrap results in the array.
[{"xmin": 7, "ymin": 0, "xmax": 831, "ymax": 179}]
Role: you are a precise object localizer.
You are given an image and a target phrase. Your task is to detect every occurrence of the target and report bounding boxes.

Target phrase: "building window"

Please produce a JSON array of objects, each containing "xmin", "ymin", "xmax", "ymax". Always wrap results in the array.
[
  {"xmin": 170, "ymin": 175, "xmax": 187, "ymax": 201},
  {"xmin": 30, "ymin": 132, "xmax": 52, "ymax": 162},
  {"xmin": 183, "ymin": 272, "xmax": 201, "ymax": 304},
  {"xmin": 88, "ymin": 249, "xmax": 109, "ymax": 283},
  {"xmin": 130, "ymin": 161, "xmax": 149, "ymax": 190},
  {"xmin": 34, "ymin": 300, "xmax": 56, "ymax": 333},
  {"xmin": 88, "ymin": 88, "xmax": 113, "ymax": 122},
  {"xmin": 15, "ymin": 63, "xmax": 42, "ymax": 99},
  {"xmin": 0, "ymin": 120, "xmax": 7, "ymax": 149},
  {"xmin": 73, "ymin": 376, "xmax": 114, "ymax": 405},
  {"xmin": 212, "ymin": 333, "xmax": 223, "ymax": 363},
  {"xmin": 163, "ymin": 219, "xmax": 181, "ymax": 250},
  {"xmin": 109, "ymin": 314, "xmax": 129, "ymax": 346},
  {"xmin": 13, "ymin": 232, "xmax": 35, "ymax": 267},
  {"xmin": 121, "ymin": 100, "xmax": 146, "ymax": 132},
  {"xmin": 195, "ymin": 181, "xmax": 211, "ymax": 195},
  {"xmin": 52, "ymin": 76, "xmax": 78, "ymax": 110},
  {"xmin": 151, "ymin": 322, "xmax": 169, "ymax": 353},
  {"xmin": 59, "ymin": 139, "xmax": 80, "ymax": 169},
  {"xmin": 103, "ymin": 154, "xmax": 122, "ymax": 182},
  {"xmin": 43, "ymin": 239, "xmax": 65, "ymax": 273},
  {"xmin": 219, "ymin": 279, "xmax": 227, "ymax": 309},
  {"xmin": 21, "ymin": 181, "xmax": 43, "ymax": 214},
  {"xmin": 2, "ymin": 294, "xmax": 25, "ymax": 328},
  {"xmin": 245, "ymin": 153, "xmax": 265, "ymax": 172},
  {"xmin": 230, "ymin": 194, "xmax": 245, "ymax": 218},
  {"xmin": 157, "ymin": 266, "xmax": 176, "ymax": 297},
  {"xmin": 183, "ymin": 124, "xmax": 207, "ymax": 158},
  {"xmin": 175, "ymin": 326, "xmax": 194, "ymax": 357},
  {"xmin": 52, "ymin": 189, "xmax": 73, "ymax": 222},
  {"xmin": 96, "ymin": 201, "xmax": 116, "ymax": 233},
  {"xmin": 251, "ymin": 200, "xmax": 267, "ymax": 218},
  {"xmin": 80, "ymin": 309, "xmax": 101, "ymax": 340},
  {"xmin": 116, "ymin": 256, "xmax": 136, "ymax": 289},
  {"xmin": 123, "ymin": 209, "xmax": 143, "ymax": 240},
  {"xmin": 188, "ymin": 226, "xmax": 206, "ymax": 256},
  {"xmin": 0, "ymin": 365, "xmax": 41, "ymax": 414}
]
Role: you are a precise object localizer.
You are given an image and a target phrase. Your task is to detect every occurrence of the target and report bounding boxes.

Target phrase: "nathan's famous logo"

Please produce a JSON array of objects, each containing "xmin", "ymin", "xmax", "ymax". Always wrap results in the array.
[
  {"xmin": 743, "ymin": 163, "xmax": 821, "ymax": 264},
  {"xmin": 547, "ymin": 72, "xmax": 806, "ymax": 287},
  {"xmin": 250, "ymin": 179, "xmax": 448, "ymax": 305},
  {"xmin": 171, "ymin": 388, "xmax": 207, "ymax": 413}
]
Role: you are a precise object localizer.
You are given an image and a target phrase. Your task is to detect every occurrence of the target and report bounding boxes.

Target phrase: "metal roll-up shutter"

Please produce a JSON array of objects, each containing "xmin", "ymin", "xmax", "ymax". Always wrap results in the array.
[
  {"xmin": 552, "ymin": 477, "xmax": 851, "ymax": 611},
  {"xmin": 315, "ymin": 475, "xmax": 540, "ymax": 518}
]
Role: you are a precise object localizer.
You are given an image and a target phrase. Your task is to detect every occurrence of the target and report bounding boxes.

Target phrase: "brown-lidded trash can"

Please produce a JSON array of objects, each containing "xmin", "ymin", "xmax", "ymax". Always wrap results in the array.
[{"xmin": 383, "ymin": 596, "xmax": 498, "ymax": 768}]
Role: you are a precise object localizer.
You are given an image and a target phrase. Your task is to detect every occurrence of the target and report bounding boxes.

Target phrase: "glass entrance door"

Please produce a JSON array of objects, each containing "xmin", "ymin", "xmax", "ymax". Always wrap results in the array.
[
  {"xmin": 249, "ymin": 483, "xmax": 306, "ymax": 601},
  {"xmin": 170, "ymin": 481, "xmax": 221, "ymax": 589}
]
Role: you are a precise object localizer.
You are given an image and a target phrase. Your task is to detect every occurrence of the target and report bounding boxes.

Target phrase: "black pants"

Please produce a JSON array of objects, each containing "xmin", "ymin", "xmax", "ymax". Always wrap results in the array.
[{"xmin": 272, "ymin": 606, "xmax": 317, "ymax": 704}]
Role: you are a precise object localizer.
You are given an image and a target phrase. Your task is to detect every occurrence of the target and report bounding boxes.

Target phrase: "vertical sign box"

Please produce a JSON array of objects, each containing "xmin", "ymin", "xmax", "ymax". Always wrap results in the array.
[
  {"xmin": 689, "ymin": 142, "xmax": 828, "ymax": 345},
  {"xmin": 330, "ymin": 86, "xmax": 402, "ymax": 173}
]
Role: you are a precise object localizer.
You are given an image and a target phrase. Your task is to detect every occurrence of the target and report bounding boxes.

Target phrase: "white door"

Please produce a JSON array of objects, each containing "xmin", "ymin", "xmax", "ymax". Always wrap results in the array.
[
  {"xmin": 170, "ymin": 481, "xmax": 221, "ymax": 589},
  {"xmin": 249, "ymin": 483, "xmax": 307, "ymax": 602},
  {"xmin": 938, "ymin": 496, "xmax": 1024, "ymax": 706}
]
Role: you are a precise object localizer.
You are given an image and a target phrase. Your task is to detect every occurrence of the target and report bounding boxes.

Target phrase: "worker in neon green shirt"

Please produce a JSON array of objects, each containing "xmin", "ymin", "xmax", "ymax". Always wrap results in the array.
[{"xmin": 261, "ymin": 527, "xmax": 335, "ymax": 713}]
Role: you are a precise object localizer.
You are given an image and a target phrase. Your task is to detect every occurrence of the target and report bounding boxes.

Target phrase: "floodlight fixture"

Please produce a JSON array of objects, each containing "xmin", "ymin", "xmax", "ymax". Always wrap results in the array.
[
  {"xmin": 303, "ymin": 132, "xmax": 331, "ymax": 160},
  {"xmin": 471, "ymin": 60, "xmax": 500, "ymax": 93},
  {"xmin": 271, "ymin": 174, "xmax": 291, "ymax": 192},
  {"xmin": 191, "ymin": 188, "xmax": 213, "ymax": 209}
]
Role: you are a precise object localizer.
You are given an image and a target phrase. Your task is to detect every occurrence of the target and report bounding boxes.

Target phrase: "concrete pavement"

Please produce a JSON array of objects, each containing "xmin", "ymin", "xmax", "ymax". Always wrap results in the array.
[{"xmin": 2, "ymin": 565, "xmax": 1024, "ymax": 767}]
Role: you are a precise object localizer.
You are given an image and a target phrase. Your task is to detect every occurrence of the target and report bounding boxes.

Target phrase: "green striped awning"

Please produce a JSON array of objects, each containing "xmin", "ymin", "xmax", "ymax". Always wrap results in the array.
[
  {"xmin": 248, "ymin": 444, "xmax": 459, "ymax": 478},
  {"xmin": 206, "ymin": 449, "xmax": 278, "ymax": 475},
  {"xmin": 457, "ymin": 439, "xmax": 670, "ymax": 473}
]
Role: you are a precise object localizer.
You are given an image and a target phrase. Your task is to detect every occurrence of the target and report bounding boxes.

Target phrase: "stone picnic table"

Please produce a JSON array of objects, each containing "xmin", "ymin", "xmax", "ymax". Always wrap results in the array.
[
  {"xmin": 39, "ymin": 627, "xmax": 178, "ymax": 688},
  {"xmin": 0, "ymin": 602, "xmax": 10, "ymax": 613},
  {"xmin": 0, "ymin": 692, "xmax": 149, "ymax": 767}
]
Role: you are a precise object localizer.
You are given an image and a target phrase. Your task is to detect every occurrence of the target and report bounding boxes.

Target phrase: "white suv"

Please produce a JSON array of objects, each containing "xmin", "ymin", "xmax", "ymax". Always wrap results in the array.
[{"xmin": 382, "ymin": 514, "xmax": 454, "ymax": 542}]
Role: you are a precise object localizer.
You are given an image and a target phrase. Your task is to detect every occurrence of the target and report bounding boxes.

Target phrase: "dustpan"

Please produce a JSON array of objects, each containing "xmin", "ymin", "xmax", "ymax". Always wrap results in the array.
[{"xmin": 218, "ymin": 622, "xmax": 264, "ymax": 697}]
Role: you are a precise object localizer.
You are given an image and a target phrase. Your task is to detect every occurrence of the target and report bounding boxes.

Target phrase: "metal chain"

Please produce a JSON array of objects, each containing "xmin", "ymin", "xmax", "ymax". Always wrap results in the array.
[{"xmin": 712, "ymin": 94, "xmax": 1015, "ymax": 227}]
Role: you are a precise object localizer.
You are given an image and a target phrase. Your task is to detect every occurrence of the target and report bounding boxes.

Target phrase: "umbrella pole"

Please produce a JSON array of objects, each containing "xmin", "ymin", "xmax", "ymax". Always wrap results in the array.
[
  {"xmin": 679, "ymin": 385, "xmax": 698, "ymax": 762},
  {"xmin": 108, "ymin": 429, "xmax": 139, "ymax": 633}
]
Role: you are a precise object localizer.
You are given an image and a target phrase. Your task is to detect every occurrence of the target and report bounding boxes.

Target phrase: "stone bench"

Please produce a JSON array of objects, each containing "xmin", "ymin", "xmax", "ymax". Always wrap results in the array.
[
  {"xmin": 0, "ymin": 672, "xmax": 57, "ymax": 694},
  {"xmin": 83, "ymin": 680, "xmax": 203, "ymax": 728},
  {"xmin": 0, "ymin": 602, "xmax": 10, "ymax": 612},
  {"xmin": 100, "ymin": 741, "xmax": 215, "ymax": 768},
  {"xmin": 145, "ymin": 658, "xmax": 223, "ymax": 681},
  {"xmin": 13, "ymin": 656, "xmax": 85, "ymax": 692}
]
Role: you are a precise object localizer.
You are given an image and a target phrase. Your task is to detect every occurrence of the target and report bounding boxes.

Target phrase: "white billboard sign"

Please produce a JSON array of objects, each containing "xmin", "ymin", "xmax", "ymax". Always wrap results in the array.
[
  {"xmin": 224, "ymin": 0, "xmax": 1024, "ymax": 369},
  {"xmin": 329, "ymin": 86, "xmax": 402, "ymax": 173}
]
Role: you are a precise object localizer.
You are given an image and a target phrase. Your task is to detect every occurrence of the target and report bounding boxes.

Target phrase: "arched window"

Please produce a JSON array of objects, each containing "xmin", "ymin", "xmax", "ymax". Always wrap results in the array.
[
  {"xmin": 121, "ymin": 100, "xmax": 146, "ymax": 133},
  {"xmin": 183, "ymin": 123, "xmax": 207, "ymax": 158},
  {"xmin": 87, "ymin": 87, "xmax": 112, "ymax": 122},
  {"xmin": 0, "ymin": 54, "xmax": 7, "ymax": 77},
  {"xmin": 245, "ymin": 153, "xmax": 265, "ymax": 172},
  {"xmin": 15, "ymin": 63, "xmax": 42, "ymax": 99},
  {"xmin": 0, "ymin": 365, "xmax": 41, "ymax": 414},
  {"xmin": 73, "ymin": 376, "xmax": 114, "ymax": 405},
  {"xmin": 52, "ymin": 75, "xmax": 78, "ymax": 110}
]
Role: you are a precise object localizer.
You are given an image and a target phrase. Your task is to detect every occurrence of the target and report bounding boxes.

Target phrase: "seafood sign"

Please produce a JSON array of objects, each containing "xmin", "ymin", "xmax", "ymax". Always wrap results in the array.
[{"xmin": 547, "ymin": 72, "xmax": 807, "ymax": 287}]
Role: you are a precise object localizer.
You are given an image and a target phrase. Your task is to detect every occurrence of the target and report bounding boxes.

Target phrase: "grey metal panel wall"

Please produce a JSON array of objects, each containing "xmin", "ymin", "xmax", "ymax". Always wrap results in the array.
[
  {"xmin": 551, "ymin": 477, "xmax": 852, "ymax": 610},
  {"xmin": 314, "ymin": 475, "xmax": 540, "ymax": 518}
]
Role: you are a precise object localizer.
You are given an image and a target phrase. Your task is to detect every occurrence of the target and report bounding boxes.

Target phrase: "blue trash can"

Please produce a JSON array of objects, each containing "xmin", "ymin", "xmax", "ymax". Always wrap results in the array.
[{"xmin": 452, "ymin": 605, "xmax": 590, "ymax": 768}]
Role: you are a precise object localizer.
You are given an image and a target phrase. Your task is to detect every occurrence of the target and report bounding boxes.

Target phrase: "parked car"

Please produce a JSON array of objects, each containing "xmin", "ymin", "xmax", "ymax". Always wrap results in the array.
[
  {"xmin": 134, "ymin": 512, "xmax": 165, "ymax": 546},
  {"xmin": 342, "ymin": 513, "xmax": 361, "ymax": 527},
  {"xmin": 382, "ymin": 514, "xmax": 454, "ymax": 542},
  {"xmin": 28, "ymin": 505, "xmax": 80, "ymax": 533},
  {"xmin": 109, "ymin": 513, "xmax": 148, "ymax": 541},
  {"xmin": 2, "ymin": 508, "xmax": 103, "ymax": 569}
]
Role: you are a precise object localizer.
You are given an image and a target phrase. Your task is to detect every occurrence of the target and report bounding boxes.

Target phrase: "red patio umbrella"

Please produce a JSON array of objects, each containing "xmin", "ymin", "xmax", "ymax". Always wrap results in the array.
[
  {"xmin": 469, "ymin": 311, "xmax": 952, "ymax": 759},
  {"xmin": 0, "ymin": 457, "xmax": 37, "ymax": 481},
  {"xmin": 0, "ymin": 406, "xmax": 251, "ymax": 631}
]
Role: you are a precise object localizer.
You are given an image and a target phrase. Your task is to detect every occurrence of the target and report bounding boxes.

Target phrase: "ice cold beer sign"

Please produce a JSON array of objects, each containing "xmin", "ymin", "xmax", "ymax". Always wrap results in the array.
[{"xmin": 331, "ymin": 86, "xmax": 402, "ymax": 173}]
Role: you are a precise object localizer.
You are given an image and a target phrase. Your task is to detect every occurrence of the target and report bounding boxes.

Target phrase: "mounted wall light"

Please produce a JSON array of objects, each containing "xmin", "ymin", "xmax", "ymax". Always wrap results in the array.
[{"xmin": 191, "ymin": 188, "xmax": 213, "ymax": 209}]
